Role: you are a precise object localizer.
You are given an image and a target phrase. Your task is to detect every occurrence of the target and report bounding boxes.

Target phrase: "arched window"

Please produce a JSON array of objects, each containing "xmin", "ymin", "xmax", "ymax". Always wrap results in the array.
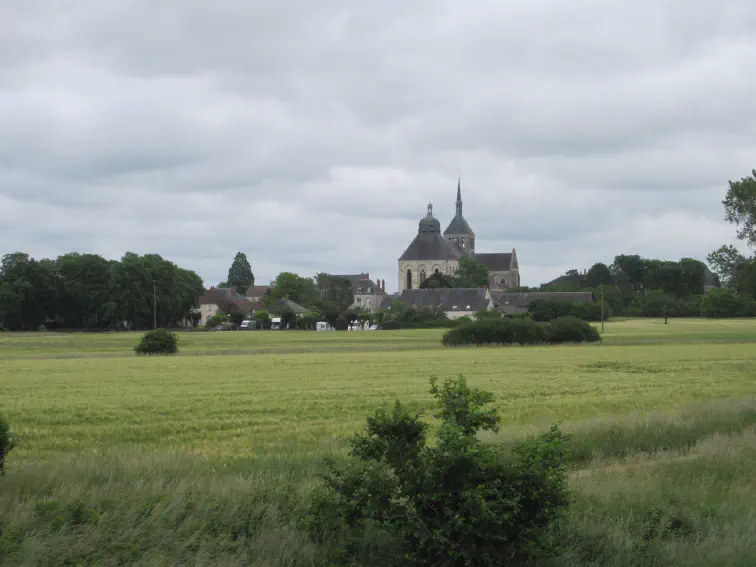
[
  {"xmin": 420, "ymin": 269, "xmax": 427, "ymax": 284},
  {"xmin": 406, "ymin": 269, "xmax": 412, "ymax": 290}
]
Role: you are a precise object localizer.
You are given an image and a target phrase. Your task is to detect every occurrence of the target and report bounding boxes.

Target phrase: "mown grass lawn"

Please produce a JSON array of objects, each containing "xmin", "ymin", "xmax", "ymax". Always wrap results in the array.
[{"xmin": 1, "ymin": 318, "xmax": 756, "ymax": 566}]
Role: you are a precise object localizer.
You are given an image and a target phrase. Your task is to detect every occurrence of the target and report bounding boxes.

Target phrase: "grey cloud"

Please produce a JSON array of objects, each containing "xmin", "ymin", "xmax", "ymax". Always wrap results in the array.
[{"xmin": 1, "ymin": 0, "xmax": 755, "ymax": 291}]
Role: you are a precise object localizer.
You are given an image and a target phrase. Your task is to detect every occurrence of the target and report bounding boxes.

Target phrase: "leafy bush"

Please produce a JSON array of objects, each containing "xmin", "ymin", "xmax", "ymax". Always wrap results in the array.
[
  {"xmin": 442, "ymin": 316, "xmax": 599, "ymax": 346},
  {"xmin": 0, "ymin": 414, "xmax": 16, "ymax": 475},
  {"xmin": 134, "ymin": 329, "xmax": 179, "ymax": 355},
  {"xmin": 380, "ymin": 302, "xmax": 452, "ymax": 329},
  {"xmin": 204, "ymin": 313, "xmax": 230, "ymax": 329},
  {"xmin": 308, "ymin": 376, "xmax": 570, "ymax": 566},
  {"xmin": 229, "ymin": 312, "xmax": 245, "ymax": 327},
  {"xmin": 700, "ymin": 288, "xmax": 756, "ymax": 317},
  {"xmin": 528, "ymin": 298, "xmax": 606, "ymax": 322},
  {"xmin": 548, "ymin": 316, "xmax": 601, "ymax": 343}
]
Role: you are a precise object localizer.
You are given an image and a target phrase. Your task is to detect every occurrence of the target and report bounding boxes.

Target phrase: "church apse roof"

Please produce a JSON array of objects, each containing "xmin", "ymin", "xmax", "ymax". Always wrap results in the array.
[
  {"xmin": 399, "ymin": 232, "xmax": 465, "ymax": 261},
  {"xmin": 399, "ymin": 203, "xmax": 465, "ymax": 262}
]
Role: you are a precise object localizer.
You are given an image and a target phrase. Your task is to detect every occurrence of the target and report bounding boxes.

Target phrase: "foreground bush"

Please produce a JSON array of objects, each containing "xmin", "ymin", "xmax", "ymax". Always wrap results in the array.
[
  {"xmin": 134, "ymin": 329, "xmax": 179, "ymax": 355},
  {"xmin": 308, "ymin": 376, "xmax": 570, "ymax": 566},
  {"xmin": 0, "ymin": 414, "xmax": 16, "ymax": 475},
  {"xmin": 442, "ymin": 316, "xmax": 600, "ymax": 346}
]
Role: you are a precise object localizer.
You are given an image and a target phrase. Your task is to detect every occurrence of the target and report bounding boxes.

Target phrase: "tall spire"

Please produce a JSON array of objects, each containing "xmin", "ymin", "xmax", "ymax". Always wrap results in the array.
[{"xmin": 455, "ymin": 175, "xmax": 463, "ymax": 217}]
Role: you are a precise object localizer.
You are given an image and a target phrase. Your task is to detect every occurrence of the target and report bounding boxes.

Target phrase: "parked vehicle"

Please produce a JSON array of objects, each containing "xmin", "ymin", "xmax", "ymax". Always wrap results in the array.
[
  {"xmin": 270, "ymin": 317, "xmax": 282, "ymax": 330},
  {"xmin": 316, "ymin": 321, "xmax": 333, "ymax": 331},
  {"xmin": 239, "ymin": 320, "xmax": 256, "ymax": 330}
]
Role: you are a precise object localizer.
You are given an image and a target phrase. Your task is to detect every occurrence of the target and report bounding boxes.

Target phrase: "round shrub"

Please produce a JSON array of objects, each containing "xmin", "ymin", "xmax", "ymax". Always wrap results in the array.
[
  {"xmin": 0, "ymin": 414, "xmax": 16, "ymax": 475},
  {"xmin": 134, "ymin": 328, "xmax": 179, "ymax": 355},
  {"xmin": 548, "ymin": 316, "xmax": 601, "ymax": 344}
]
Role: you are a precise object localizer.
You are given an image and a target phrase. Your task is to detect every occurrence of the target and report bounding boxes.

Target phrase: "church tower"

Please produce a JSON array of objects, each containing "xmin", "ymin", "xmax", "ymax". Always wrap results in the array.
[{"xmin": 443, "ymin": 178, "xmax": 475, "ymax": 254}]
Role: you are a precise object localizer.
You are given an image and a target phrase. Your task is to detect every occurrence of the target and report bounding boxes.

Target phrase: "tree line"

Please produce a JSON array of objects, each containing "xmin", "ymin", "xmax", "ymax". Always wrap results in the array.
[
  {"xmin": 528, "ymin": 170, "xmax": 756, "ymax": 318},
  {"xmin": 0, "ymin": 252, "xmax": 204, "ymax": 331}
]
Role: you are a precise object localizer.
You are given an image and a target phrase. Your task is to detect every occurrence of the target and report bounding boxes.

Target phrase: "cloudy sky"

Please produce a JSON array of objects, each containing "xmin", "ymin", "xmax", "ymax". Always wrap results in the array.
[{"xmin": 1, "ymin": 1, "xmax": 755, "ymax": 291}]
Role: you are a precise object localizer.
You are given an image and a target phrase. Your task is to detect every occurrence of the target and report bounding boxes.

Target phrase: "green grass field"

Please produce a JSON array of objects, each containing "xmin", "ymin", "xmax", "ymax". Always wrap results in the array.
[{"xmin": 1, "ymin": 319, "xmax": 756, "ymax": 566}]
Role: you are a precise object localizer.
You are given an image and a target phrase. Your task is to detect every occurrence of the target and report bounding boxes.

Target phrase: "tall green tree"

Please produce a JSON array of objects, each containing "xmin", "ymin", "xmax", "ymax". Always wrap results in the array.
[
  {"xmin": 723, "ymin": 169, "xmax": 756, "ymax": 246},
  {"xmin": 315, "ymin": 273, "xmax": 354, "ymax": 311},
  {"xmin": 452, "ymin": 256, "xmax": 489, "ymax": 288},
  {"xmin": 585, "ymin": 262, "xmax": 613, "ymax": 288},
  {"xmin": 226, "ymin": 252, "xmax": 254, "ymax": 295},
  {"xmin": 267, "ymin": 272, "xmax": 317, "ymax": 307},
  {"xmin": 0, "ymin": 253, "xmax": 58, "ymax": 330},
  {"xmin": 612, "ymin": 254, "xmax": 645, "ymax": 290},
  {"xmin": 707, "ymin": 245, "xmax": 746, "ymax": 288}
]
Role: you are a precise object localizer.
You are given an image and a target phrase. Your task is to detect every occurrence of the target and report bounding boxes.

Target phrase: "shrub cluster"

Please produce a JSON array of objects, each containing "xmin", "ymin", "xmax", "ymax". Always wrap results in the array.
[
  {"xmin": 442, "ymin": 315, "xmax": 600, "ymax": 346},
  {"xmin": 0, "ymin": 414, "xmax": 16, "ymax": 475},
  {"xmin": 308, "ymin": 376, "xmax": 570, "ymax": 566},
  {"xmin": 700, "ymin": 288, "xmax": 756, "ymax": 317},
  {"xmin": 528, "ymin": 298, "xmax": 606, "ymax": 322},
  {"xmin": 134, "ymin": 329, "xmax": 179, "ymax": 355}
]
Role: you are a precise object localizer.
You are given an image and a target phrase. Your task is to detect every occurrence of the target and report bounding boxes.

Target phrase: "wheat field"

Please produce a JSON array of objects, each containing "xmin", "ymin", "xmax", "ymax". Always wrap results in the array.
[{"xmin": 1, "ymin": 319, "xmax": 756, "ymax": 566}]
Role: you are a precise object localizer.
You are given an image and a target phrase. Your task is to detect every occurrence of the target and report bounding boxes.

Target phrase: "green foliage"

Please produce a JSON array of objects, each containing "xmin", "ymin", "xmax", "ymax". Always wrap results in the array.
[
  {"xmin": 204, "ymin": 313, "xmax": 230, "ymax": 328},
  {"xmin": 452, "ymin": 255, "xmax": 490, "ymax": 288},
  {"xmin": 134, "ymin": 329, "xmax": 179, "ymax": 355},
  {"xmin": 474, "ymin": 309, "xmax": 502, "ymax": 321},
  {"xmin": 315, "ymin": 274, "xmax": 354, "ymax": 312},
  {"xmin": 419, "ymin": 271, "xmax": 454, "ymax": 289},
  {"xmin": 229, "ymin": 312, "xmax": 246, "ymax": 327},
  {"xmin": 226, "ymin": 252, "xmax": 254, "ymax": 295},
  {"xmin": 528, "ymin": 298, "xmax": 605, "ymax": 322},
  {"xmin": 279, "ymin": 308, "xmax": 297, "ymax": 330},
  {"xmin": 297, "ymin": 312, "xmax": 318, "ymax": 330},
  {"xmin": 381, "ymin": 301, "xmax": 451, "ymax": 330},
  {"xmin": 267, "ymin": 273, "xmax": 317, "ymax": 307},
  {"xmin": 254, "ymin": 309, "xmax": 272, "ymax": 329},
  {"xmin": 722, "ymin": 169, "xmax": 756, "ymax": 246},
  {"xmin": 442, "ymin": 316, "xmax": 600, "ymax": 346},
  {"xmin": 547, "ymin": 316, "xmax": 602, "ymax": 344},
  {"xmin": 585, "ymin": 262, "xmax": 614, "ymax": 288},
  {"xmin": 0, "ymin": 414, "xmax": 16, "ymax": 475},
  {"xmin": 700, "ymin": 288, "xmax": 756, "ymax": 318},
  {"xmin": 707, "ymin": 245, "xmax": 744, "ymax": 288},
  {"xmin": 189, "ymin": 311, "xmax": 202, "ymax": 328},
  {"xmin": 628, "ymin": 290, "xmax": 703, "ymax": 318},
  {"xmin": 308, "ymin": 376, "xmax": 570, "ymax": 566}
]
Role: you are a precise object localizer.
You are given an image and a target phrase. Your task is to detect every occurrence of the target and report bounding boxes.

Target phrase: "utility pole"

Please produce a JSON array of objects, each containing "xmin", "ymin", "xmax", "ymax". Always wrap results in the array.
[
  {"xmin": 153, "ymin": 279, "xmax": 157, "ymax": 329},
  {"xmin": 600, "ymin": 283, "xmax": 605, "ymax": 334}
]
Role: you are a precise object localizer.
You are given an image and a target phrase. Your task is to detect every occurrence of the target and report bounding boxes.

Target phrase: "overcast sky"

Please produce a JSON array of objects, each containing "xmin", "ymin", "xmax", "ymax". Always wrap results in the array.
[{"xmin": 2, "ymin": 1, "xmax": 755, "ymax": 292}]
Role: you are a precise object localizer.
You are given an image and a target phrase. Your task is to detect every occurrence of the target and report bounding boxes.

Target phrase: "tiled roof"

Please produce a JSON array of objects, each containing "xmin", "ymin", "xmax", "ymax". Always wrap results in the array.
[
  {"xmin": 475, "ymin": 253, "xmax": 512, "ymax": 271},
  {"xmin": 399, "ymin": 232, "xmax": 466, "ymax": 261},
  {"xmin": 395, "ymin": 288, "xmax": 491, "ymax": 312},
  {"xmin": 492, "ymin": 291, "xmax": 595, "ymax": 307}
]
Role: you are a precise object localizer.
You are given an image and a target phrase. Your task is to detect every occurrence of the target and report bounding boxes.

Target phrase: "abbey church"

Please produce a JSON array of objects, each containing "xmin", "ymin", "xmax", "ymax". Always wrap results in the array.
[{"xmin": 398, "ymin": 181, "xmax": 520, "ymax": 292}]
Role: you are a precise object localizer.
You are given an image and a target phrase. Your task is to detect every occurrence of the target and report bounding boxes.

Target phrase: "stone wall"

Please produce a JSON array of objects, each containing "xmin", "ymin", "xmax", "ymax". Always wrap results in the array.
[{"xmin": 398, "ymin": 259, "xmax": 460, "ymax": 292}]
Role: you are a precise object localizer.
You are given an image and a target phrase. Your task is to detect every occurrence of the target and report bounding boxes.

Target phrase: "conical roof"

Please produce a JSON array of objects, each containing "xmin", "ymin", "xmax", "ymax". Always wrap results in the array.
[{"xmin": 443, "ymin": 179, "xmax": 474, "ymax": 236}]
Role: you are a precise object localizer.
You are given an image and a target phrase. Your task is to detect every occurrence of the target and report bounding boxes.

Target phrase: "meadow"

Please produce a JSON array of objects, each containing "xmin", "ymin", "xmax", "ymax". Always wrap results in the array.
[{"xmin": 1, "ymin": 318, "xmax": 756, "ymax": 565}]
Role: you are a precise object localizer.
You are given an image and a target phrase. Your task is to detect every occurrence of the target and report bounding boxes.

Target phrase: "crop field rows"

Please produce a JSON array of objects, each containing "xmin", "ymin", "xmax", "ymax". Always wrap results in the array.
[{"xmin": 1, "ymin": 318, "xmax": 756, "ymax": 566}]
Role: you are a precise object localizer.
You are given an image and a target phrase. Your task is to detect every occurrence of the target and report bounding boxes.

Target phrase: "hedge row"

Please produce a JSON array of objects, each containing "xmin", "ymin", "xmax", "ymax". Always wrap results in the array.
[{"xmin": 442, "ymin": 316, "xmax": 600, "ymax": 346}]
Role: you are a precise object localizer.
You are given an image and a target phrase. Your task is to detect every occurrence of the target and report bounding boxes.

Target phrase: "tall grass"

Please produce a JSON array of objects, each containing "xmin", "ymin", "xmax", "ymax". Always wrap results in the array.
[{"xmin": 2, "ymin": 400, "xmax": 756, "ymax": 566}]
